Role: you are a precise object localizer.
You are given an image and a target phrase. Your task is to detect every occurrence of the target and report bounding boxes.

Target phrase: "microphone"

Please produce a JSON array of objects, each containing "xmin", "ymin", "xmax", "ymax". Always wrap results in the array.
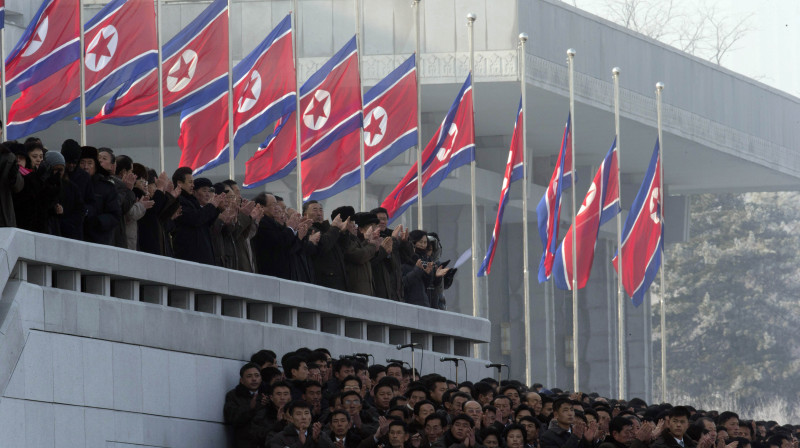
[
  {"xmin": 440, "ymin": 357, "xmax": 460, "ymax": 362},
  {"xmin": 353, "ymin": 353, "xmax": 372, "ymax": 358},
  {"xmin": 396, "ymin": 343, "xmax": 421, "ymax": 350},
  {"xmin": 486, "ymin": 363, "xmax": 508, "ymax": 368},
  {"xmin": 386, "ymin": 358, "xmax": 408, "ymax": 365}
]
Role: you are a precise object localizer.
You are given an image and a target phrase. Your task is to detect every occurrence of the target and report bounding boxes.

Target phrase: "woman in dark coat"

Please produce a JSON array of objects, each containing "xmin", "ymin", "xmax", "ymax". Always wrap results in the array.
[{"xmin": 79, "ymin": 146, "xmax": 121, "ymax": 245}]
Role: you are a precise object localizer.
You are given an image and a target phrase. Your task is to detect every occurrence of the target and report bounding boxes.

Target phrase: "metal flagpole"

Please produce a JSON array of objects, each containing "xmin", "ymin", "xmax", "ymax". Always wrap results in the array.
[
  {"xmin": 79, "ymin": 0, "xmax": 86, "ymax": 144},
  {"xmin": 467, "ymin": 13, "xmax": 479, "ymax": 324},
  {"xmin": 1, "ymin": 23, "xmax": 6, "ymax": 134},
  {"xmin": 566, "ymin": 48, "xmax": 579, "ymax": 392},
  {"xmin": 413, "ymin": 0, "xmax": 423, "ymax": 228},
  {"xmin": 355, "ymin": 0, "xmax": 366, "ymax": 210},
  {"xmin": 656, "ymin": 81, "xmax": 666, "ymax": 402},
  {"xmin": 292, "ymin": 1, "xmax": 303, "ymax": 211},
  {"xmin": 156, "ymin": 0, "xmax": 165, "ymax": 172},
  {"xmin": 226, "ymin": 0, "xmax": 235, "ymax": 180},
  {"xmin": 612, "ymin": 67, "xmax": 626, "ymax": 399},
  {"xmin": 519, "ymin": 32, "xmax": 532, "ymax": 386}
]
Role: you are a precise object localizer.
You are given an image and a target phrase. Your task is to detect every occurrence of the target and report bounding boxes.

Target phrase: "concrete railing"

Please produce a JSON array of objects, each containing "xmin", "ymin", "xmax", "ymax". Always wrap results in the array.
[{"xmin": 0, "ymin": 229, "xmax": 490, "ymax": 359}]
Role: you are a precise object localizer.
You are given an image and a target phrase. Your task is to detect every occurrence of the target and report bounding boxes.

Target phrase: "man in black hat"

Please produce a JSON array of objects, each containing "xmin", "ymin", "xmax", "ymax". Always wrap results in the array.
[
  {"xmin": 61, "ymin": 139, "xmax": 94, "ymax": 216},
  {"xmin": 171, "ymin": 167, "xmax": 225, "ymax": 265},
  {"xmin": 79, "ymin": 146, "xmax": 121, "ymax": 245}
]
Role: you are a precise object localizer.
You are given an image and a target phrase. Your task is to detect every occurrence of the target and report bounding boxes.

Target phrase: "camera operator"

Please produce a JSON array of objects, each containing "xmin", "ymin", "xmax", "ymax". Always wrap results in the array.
[{"xmin": 402, "ymin": 231, "xmax": 453, "ymax": 309}]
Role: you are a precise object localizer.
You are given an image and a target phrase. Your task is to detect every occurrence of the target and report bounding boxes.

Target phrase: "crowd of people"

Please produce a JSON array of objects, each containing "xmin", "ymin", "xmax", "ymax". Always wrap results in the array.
[
  {"xmin": 0, "ymin": 136, "xmax": 455, "ymax": 309},
  {"xmin": 224, "ymin": 347, "xmax": 799, "ymax": 448}
]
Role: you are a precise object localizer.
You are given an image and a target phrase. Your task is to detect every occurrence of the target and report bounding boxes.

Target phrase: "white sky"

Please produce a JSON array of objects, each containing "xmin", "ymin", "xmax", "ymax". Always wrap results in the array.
[{"xmin": 573, "ymin": 0, "xmax": 800, "ymax": 98}]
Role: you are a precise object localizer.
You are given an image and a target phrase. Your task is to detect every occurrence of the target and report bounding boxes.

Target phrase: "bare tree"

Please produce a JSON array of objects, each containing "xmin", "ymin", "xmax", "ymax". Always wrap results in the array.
[{"xmin": 567, "ymin": 0, "xmax": 752, "ymax": 66}]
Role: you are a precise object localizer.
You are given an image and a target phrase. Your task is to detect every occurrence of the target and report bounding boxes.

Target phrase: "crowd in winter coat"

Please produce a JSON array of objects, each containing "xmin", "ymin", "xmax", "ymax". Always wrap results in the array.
[{"xmin": 0, "ymin": 137, "xmax": 455, "ymax": 309}]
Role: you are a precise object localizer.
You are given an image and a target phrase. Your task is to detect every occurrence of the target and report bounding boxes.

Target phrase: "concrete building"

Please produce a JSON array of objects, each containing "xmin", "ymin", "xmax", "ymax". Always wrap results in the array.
[{"xmin": 1, "ymin": 1, "xmax": 799, "ymax": 444}]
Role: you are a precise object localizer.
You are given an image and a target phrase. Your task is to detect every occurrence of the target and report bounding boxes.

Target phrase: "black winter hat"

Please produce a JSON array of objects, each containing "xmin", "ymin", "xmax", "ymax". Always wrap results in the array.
[
  {"xmin": 353, "ymin": 212, "xmax": 379, "ymax": 228},
  {"xmin": 61, "ymin": 139, "xmax": 82, "ymax": 164},
  {"xmin": 80, "ymin": 146, "xmax": 109, "ymax": 176},
  {"xmin": 330, "ymin": 205, "xmax": 355, "ymax": 222}
]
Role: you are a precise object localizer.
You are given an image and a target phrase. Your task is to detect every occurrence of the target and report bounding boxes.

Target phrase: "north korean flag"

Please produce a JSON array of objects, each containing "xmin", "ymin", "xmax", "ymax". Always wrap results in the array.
[
  {"xmin": 87, "ymin": 0, "xmax": 228, "ymax": 126},
  {"xmin": 5, "ymin": 0, "xmax": 80, "ymax": 96},
  {"xmin": 243, "ymin": 107, "xmax": 297, "ymax": 189},
  {"xmin": 6, "ymin": 0, "xmax": 157, "ymax": 140},
  {"xmin": 178, "ymin": 14, "xmax": 295, "ymax": 174},
  {"xmin": 536, "ymin": 114, "xmax": 575, "ymax": 283},
  {"xmin": 552, "ymin": 139, "xmax": 620, "ymax": 290},
  {"xmin": 380, "ymin": 73, "xmax": 474, "ymax": 223},
  {"xmin": 298, "ymin": 36, "xmax": 362, "ymax": 160},
  {"xmin": 613, "ymin": 139, "xmax": 663, "ymax": 307},
  {"xmin": 301, "ymin": 54, "xmax": 418, "ymax": 202},
  {"xmin": 478, "ymin": 99, "xmax": 524, "ymax": 277},
  {"xmin": 243, "ymin": 37, "xmax": 362, "ymax": 190}
]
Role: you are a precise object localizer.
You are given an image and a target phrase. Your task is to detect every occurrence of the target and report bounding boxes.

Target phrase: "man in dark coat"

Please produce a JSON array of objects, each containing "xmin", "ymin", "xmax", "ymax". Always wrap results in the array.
[
  {"xmin": 79, "ymin": 146, "xmax": 121, "ymax": 245},
  {"xmin": 170, "ymin": 168, "xmax": 223, "ymax": 265},
  {"xmin": 251, "ymin": 192, "xmax": 304, "ymax": 279},
  {"xmin": 224, "ymin": 363, "xmax": 270, "ymax": 448},
  {"xmin": 61, "ymin": 139, "xmax": 94, "ymax": 220},
  {"xmin": 138, "ymin": 170, "xmax": 180, "ymax": 256},
  {"xmin": 370, "ymin": 207, "xmax": 410, "ymax": 301},
  {"xmin": 651, "ymin": 407, "xmax": 703, "ymax": 448},
  {"xmin": 540, "ymin": 399, "xmax": 596, "ymax": 448},
  {"xmin": 269, "ymin": 401, "xmax": 333, "ymax": 448},
  {"xmin": 344, "ymin": 212, "xmax": 384, "ymax": 296},
  {"xmin": 304, "ymin": 202, "xmax": 350, "ymax": 290},
  {"xmin": 98, "ymin": 147, "xmax": 136, "ymax": 248}
]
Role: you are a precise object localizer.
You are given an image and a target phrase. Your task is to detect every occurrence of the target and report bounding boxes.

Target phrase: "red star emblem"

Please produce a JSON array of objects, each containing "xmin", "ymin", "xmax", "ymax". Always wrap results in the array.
[
  {"xmin": 171, "ymin": 57, "xmax": 193, "ymax": 82},
  {"xmin": 364, "ymin": 112, "xmax": 384, "ymax": 141},
  {"xmin": 443, "ymin": 128, "xmax": 457, "ymax": 151},
  {"xmin": 242, "ymin": 81, "xmax": 257, "ymax": 103},
  {"xmin": 306, "ymin": 96, "xmax": 328, "ymax": 123},
  {"xmin": 89, "ymin": 31, "xmax": 114, "ymax": 60}
]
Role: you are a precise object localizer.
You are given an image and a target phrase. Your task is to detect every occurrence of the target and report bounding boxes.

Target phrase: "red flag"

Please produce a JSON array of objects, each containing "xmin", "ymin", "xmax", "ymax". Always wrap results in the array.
[
  {"xmin": 178, "ymin": 15, "xmax": 295, "ymax": 173},
  {"xmin": 5, "ymin": 0, "xmax": 80, "ymax": 96},
  {"xmin": 6, "ymin": 0, "xmax": 157, "ymax": 140},
  {"xmin": 536, "ymin": 115, "xmax": 575, "ymax": 282},
  {"xmin": 301, "ymin": 54, "xmax": 418, "ymax": 202},
  {"xmin": 87, "ymin": 0, "xmax": 228, "ymax": 126},
  {"xmin": 243, "ymin": 36, "xmax": 362, "ymax": 190},
  {"xmin": 552, "ymin": 140, "xmax": 620, "ymax": 290},
  {"xmin": 380, "ymin": 73, "xmax": 474, "ymax": 223},
  {"xmin": 477, "ymin": 100, "xmax": 525, "ymax": 277},
  {"xmin": 613, "ymin": 139, "xmax": 663, "ymax": 306}
]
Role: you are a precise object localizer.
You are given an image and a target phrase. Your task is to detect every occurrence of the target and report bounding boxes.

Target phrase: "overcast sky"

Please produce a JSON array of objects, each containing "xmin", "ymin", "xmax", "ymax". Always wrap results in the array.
[{"xmin": 573, "ymin": 0, "xmax": 800, "ymax": 97}]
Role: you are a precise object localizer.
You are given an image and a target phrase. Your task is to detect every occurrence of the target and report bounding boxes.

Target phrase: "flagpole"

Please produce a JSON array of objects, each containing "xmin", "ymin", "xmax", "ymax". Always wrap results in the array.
[
  {"xmin": 566, "ymin": 48, "xmax": 579, "ymax": 392},
  {"xmin": 292, "ymin": 2, "xmax": 303, "ymax": 211},
  {"xmin": 355, "ymin": 0, "xmax": 366, "ymax": 210},
  {"xmin": 226, "ymin": 0, "xmax": 235, "ymax": 180},
  {"xmin": 1, "ymin": 25, "xmax": 6, "ymax": 135},
  {"xmin": 157, "ymin": 0, "xmax": 165, "ymax": 173},
  {"xmin": 467, "ymin": 13, "xmax": 479, "ymax": 326},
  {"xmin": 612, "ymin": 66, "xmax": 626, "ymax": 399},
  {"xmin": 79, "ymin": 0, "xmax": 87, "ymax": 145},
  {"xmin": 413, "ymin": 0, "xmax": 423, "ymax": 229},
  {"xmin": 656, "ymin": 81, "xmax": 666, "ymax": 402},
  {"xmin": 519, "ymin": 32, "xmax": 532, "ymax": 386}
]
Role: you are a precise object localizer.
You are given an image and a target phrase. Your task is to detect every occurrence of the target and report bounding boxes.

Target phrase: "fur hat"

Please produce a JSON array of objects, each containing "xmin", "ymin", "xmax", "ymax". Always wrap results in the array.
[
  {"xmin": 353, "ymin": 212, "xmax": 379, "ymax": 228},
  {"xmin": 80, "ymin": 146, "xmax": 109, "ymax": 176},
  {"xmin": 330, "ymin": 205, "xmax": 355, "ymax": 222}
]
